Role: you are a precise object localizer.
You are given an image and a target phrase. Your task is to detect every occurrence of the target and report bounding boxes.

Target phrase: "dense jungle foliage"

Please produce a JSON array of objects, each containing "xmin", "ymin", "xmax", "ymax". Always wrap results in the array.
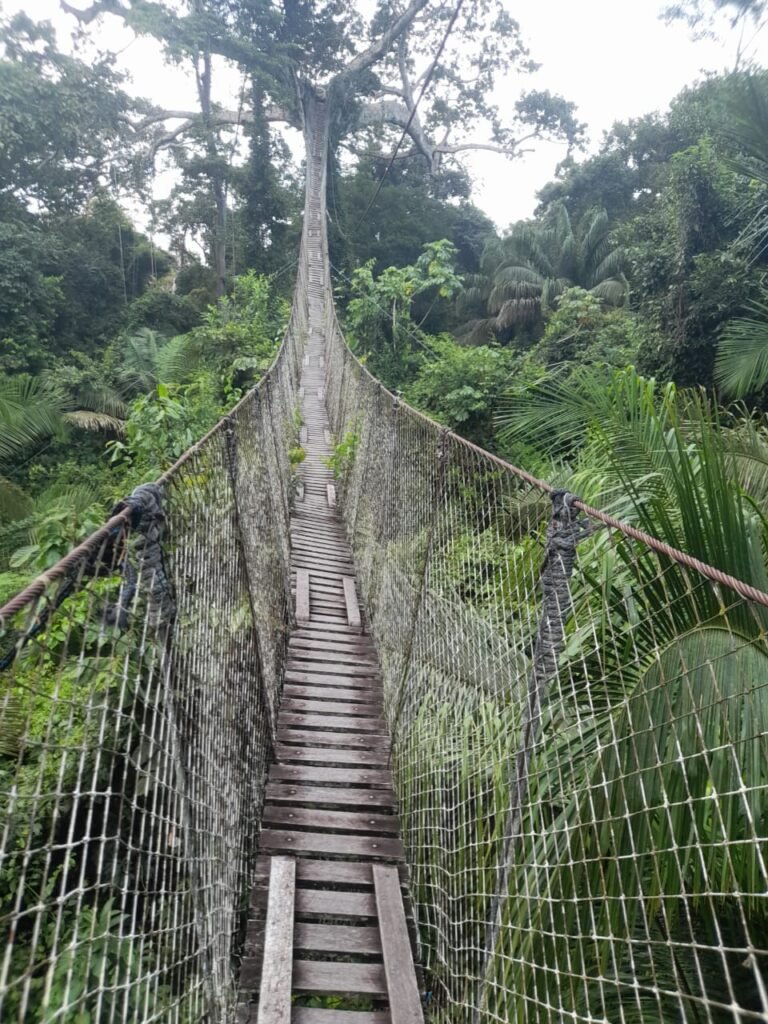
[
  {"xmin": 3, "ymin": 2, "xmax": 767, "ymax": 588},
  {"xmin": 3, "ymin": 0, "xmax": 768, "ymax": 1019}
]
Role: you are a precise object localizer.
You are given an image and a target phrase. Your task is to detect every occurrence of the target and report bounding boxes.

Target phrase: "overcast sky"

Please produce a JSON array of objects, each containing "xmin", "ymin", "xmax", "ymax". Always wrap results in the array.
[{"xmin": 3, "ymin": 0, "xmax": 767, "ymax": 229}]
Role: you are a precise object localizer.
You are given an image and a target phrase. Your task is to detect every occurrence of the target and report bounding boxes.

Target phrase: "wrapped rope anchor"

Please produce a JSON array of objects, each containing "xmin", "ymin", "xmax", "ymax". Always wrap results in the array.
[
  {"xmin": 105, "ymin": 482, "xmax": 176, "ymax": 630},
  {"xmin": 0, "ymin": 482, "xmax": 174, "ymax": 671},
  {"xmin": 474, "ymin": 489, "xmax": 594, "ymax": 1023}
]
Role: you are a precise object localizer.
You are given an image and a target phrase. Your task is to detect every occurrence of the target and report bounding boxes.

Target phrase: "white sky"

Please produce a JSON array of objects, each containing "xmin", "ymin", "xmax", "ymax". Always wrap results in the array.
[{"xmin": 4, "ymin": 0, "xmax": 767, "ymax": 230}]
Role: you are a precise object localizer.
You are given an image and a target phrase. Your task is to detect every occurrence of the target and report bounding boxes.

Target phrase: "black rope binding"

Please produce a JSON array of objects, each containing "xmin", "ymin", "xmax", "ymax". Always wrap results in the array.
[{"xmin": 1, "ymin": 483, "xmax": 174, "ymax": 672}]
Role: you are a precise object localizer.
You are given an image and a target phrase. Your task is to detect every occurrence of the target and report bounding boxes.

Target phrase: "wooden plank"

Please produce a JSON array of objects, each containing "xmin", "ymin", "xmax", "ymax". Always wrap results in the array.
[
  {"xmin": 293, "ymin": 961, "xmax": 387, "ymax": 996},
  {"xmin": 291, "ymin": 561, "xmax": 354, "ymax": 577},
  {"xmin": 324, "ymin": 430, "xmax": 333, "ymax": 445},
  {"xmin": 289, "ymin": 636, "xmax": 375, "ymax": 653},
  {"xmin": 280, "ymin": 699, "xmax": 381, "ymax": 716},
  {"xmin": 253, "ymin": 888, "xmax": 376, "ymax": 917},
  {"xmin": 291, "ymin": 546, "xmax": 351, "ymax": 560},
  {"xmin": 291, "ymin": 539, "xmax": 347, "ymax": 555},
  {"xmin": 293, "ymin": 579, "xmax": 343, "ymax": 596},
  {"xmin": 279, "ymin": 713, "xmax": 386, "ymax": 733},
  {"xmin": 260, "ymin": 829, "xmax": 403, "ymax": 860},
  {"xmin": 282, "ymin": 685, "xmax": 382, "ymax": 704},
  {"xmin": 277, "ymin": 729, "xmax": 390, "ymax": 751},
  {"xmin": 263, "ymin": 806, "xmax": 399, "ymax": 834},
  {"xmin": 295, "ymin": 569, "xmax": 310, "ymax": 625},
  {"xmin": 274, "ymin": 744, "xmax": 390, "ymax": 766},
  {"xmin": 285, "ymin": 662, "xmax": 379, "ymax": 679},
  {"xmin": 291, "ymin": 530, "xmax": 345, "ymax": 543},
  {"xmin": 265, "ymin": 783, "xmax": 396, "ymax": 809},
  {"xmin": 373, "ymin": 865, "xmax": 424, "ymax": 1024},
  {"xmin": 284, "ymin": 671, "xmax": 378, "ymax": 689},
  {"xmin": 269, "ymin": 765, "xmax": 391, "ymax": 787},
  {"xmin": 292, "ymin": 623, "xmax": 366, "ymax": 638},
  {"xmin": 294, "ymin": 923, "xmax": 382, "ymax": 955},
  {"xmin": 300, "ymin": 425, "xmax": 308, "ymax": 444},
  {"xmin": 293, "ymin": 1011, "xmax": 391, "ymax": 1024},
  {"xmin": 290, "ymin": 559, "xmax": 351, "ymax": 574},
  {"xmin": 286, "ymin": 648, "xmax": 377, "ymax": 667},
  {"xmin": 254, "ymin": 857, "xmax": 376, "ymax": 887},
  {"xmin": 256, "ymin": 857, "xmax": 295, "ymax": 1024},
  {"xmin": 343, "ymin": 576, "xmax": 362, "ymax": 633},
  {"xmin": 298, "ymin": 598, "xmax": 346, "ymax": 612},
  {"xmin": 327, "ymin": 484, "xmax": 336, "ymax": 508},
  {"xmin": 290, "ymin": 573, "xmax": 345, "ymax": 589}
]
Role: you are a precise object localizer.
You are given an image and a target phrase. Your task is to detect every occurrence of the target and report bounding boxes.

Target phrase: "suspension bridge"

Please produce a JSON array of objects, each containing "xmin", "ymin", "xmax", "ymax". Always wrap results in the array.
[{"xmin": 2, "ymin": 92, "xmax": 768, "ymax": 1024}]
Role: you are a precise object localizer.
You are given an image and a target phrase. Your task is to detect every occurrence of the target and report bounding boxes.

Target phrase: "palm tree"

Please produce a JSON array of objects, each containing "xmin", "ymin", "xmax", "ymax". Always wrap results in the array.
[
  {"xmin": 459, "ymin": 202, "xmax": 628, "ymax": 343},
  {"xmin": 0, "ymin": 377, "xmax": 64, "ymax": 521},
  {"xmin": 485, "ymin": 365, "xmax": 768, "ymax": 1020},
  {"xmin": 117, "ymin": 328, "xmax": 198, "ymax": 396},
  {"xmin": 0, "ymin": 375, "xmax": 126, "ymax": 524},
  {"xmin": 712, "ymin": 72, "xmax": 768, "ymax": 399},
  {"xmin": 714, "ymin": 297, "xmax": 768, "ymax": 398}
]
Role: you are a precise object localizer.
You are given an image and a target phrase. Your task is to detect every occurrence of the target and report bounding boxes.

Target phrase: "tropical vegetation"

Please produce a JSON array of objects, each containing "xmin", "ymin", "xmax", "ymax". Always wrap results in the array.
[{"xmin": 2, "ymin": 0, "xmax": 768, "ymax": 1020}]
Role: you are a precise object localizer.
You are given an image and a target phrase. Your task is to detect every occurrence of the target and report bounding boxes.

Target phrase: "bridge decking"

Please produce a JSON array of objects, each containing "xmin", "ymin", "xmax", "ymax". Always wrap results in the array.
[{"xmin": 237, "ymin": 109, "xmax": 423, "ymax": 1023}]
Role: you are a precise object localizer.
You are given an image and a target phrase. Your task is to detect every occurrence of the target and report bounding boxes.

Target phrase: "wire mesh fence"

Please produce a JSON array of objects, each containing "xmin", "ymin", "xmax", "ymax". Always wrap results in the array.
[
  {"xmin": 0, "ymin": 274, "xmax": 306, "ymax": 1024},
  {"xmin": 325, "ymin": 319, "xmax": 768, "ymax": 1024}
]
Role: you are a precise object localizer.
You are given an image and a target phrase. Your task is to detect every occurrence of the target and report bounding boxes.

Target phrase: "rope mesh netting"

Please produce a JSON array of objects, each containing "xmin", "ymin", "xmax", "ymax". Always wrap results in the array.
[
  {"xmin": 2, "ymin": 93, "xmax": 768, "ymax": 1024},
  {"xmin": 0, "ymin": 251, "xmax": 308, "ymax": 1022},
  {"xmin": 325, "ymin": 322, "xmax": 768, "ymax": 1023}
]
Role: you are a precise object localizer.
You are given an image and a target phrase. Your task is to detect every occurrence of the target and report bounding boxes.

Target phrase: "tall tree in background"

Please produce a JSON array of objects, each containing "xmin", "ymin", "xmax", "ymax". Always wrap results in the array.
[{"xmin": 60, "ymin": 0, "xmax": 584, "ymax": 208}]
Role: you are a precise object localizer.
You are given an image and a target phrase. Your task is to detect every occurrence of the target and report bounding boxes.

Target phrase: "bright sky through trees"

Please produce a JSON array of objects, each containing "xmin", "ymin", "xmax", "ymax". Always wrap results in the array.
[{"xmin": 2, "ymin": 0, "xmax": 765, "ymax": 226}]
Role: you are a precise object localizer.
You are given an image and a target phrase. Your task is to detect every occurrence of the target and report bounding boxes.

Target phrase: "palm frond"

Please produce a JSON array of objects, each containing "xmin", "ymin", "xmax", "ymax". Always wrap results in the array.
[
  {"xmin": 580, "ymin": 207, "xmax": 611, "ymax": 260},
  {"xmin": 591, "ymin": 275, "xmax": 629, "ymax": 306},
  {"xmin": 118, "ymin": 327, "xmax": 164, "ymax": 394},
  {"xmin": 495, "ymin": 297, "xmax": 540, "ymax": 328},
  {"xmin": 74, "ymin": 384, "xmax": 128, "ymax": 420},
  {"xmin": 0, "ymin": 377, "xmax": 64, "ymax": 465},
  {"xmin": 63, "ymin": 411, "xmax": 126, "ymax": 435},
  {"xmin": 454, "ymin": 318, "xmax": 497, "ymax": 346},
  {"xmin": 722, "ymin": 413, "xmax": 768, "ymax": 512},
  {"xmin": 715, "ymin": 302, "xmax": 768, "ymax": 398},
  {"xmin": 155, "ymin": 334, "xmax": 196, "ymax": 384}
]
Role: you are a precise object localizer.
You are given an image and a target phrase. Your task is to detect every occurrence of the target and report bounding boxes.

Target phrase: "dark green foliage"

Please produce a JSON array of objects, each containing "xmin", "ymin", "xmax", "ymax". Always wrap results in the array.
[
  {"xmin": 626, "ymin": 140, "xmax": 760, "ymax": 386},
  {"xmin": 343, "ymin": 240, "xmax": 463, "ymax": 387},
  {"xmin": 329, "ymin": 153, "xmax": 492, "ymax": 281},
  {"xmin": 238, "ymin": 80, "xmax": 298, "ymax": 275},
  {"xmin": 406, "ymin": 337, "xmax": 515, "ymax": 448},
  {"xmin": 124, "ymin": 287, "xmax": 202, "ymax": 337},
  {"xmin": 0, "ymin": 14, "xmax": 133, "ymax": 214}
]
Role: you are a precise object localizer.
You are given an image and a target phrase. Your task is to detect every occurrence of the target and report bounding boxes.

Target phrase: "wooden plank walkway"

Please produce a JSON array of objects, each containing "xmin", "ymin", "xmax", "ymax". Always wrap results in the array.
[{"xmin": 237, "ymin": 103, "xmax": 423, "ymax": 1024}]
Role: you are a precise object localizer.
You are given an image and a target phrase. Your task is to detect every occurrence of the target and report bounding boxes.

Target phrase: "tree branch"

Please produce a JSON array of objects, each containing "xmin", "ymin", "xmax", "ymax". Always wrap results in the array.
[
  {"xmin": 435, "ymin": 140, "xmax": 529, "ymax": 158},
  {"xmin": 357, "ymin": 100, "xmax": 538, "ymax": 171},
  {"xmin": 133, "ymin": 105, "xmax": 292, "ymax": 134},
  {"xmin": 357, "ymin": 99, "xmax": 434, "ymax": 165},
  {"xmin": 342, "ymin": 0, "xmax": 433, "ymax": 78},
  {"xmin": 59, "ymin": 0, "xmax": 124, "ymax": 23}
]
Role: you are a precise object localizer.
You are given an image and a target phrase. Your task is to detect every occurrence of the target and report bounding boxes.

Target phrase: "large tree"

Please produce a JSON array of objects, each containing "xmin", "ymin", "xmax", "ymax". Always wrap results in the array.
[{"xmin": 59, "ymin": 0, "xmax": 584, "ymax": 192}]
